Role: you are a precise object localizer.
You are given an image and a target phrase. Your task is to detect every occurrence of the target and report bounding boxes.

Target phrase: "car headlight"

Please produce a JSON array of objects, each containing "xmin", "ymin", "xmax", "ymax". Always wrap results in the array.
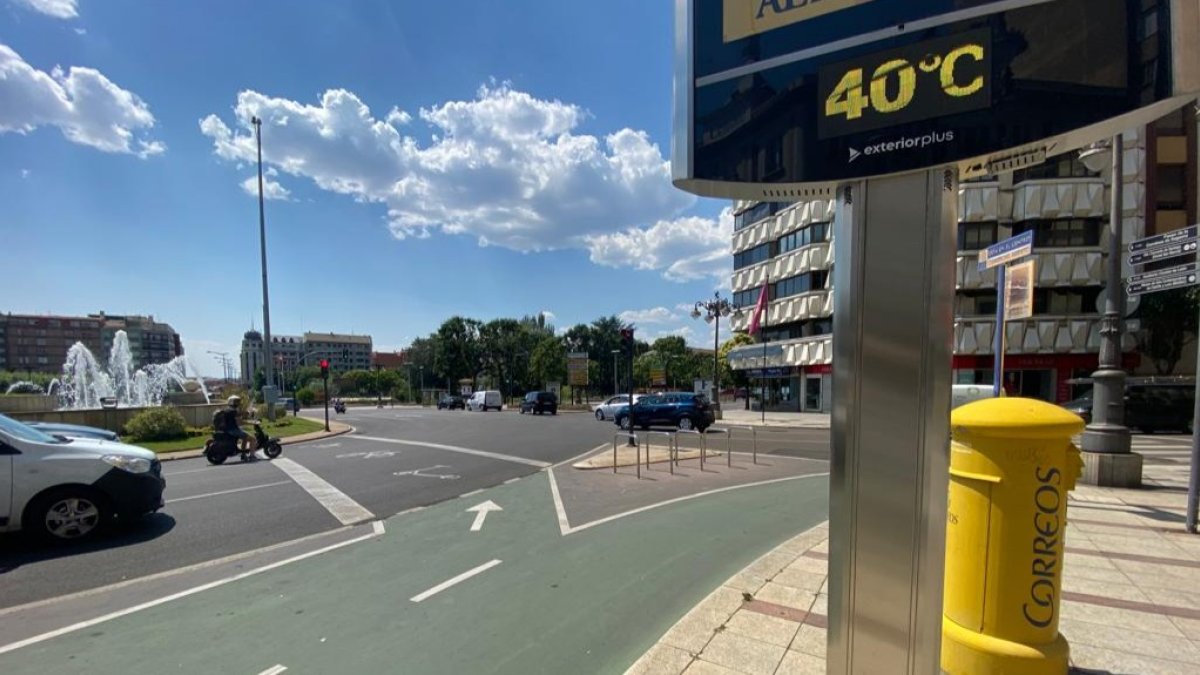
[{"xmin": 101, "ymin": 454, "xmax": 153, "ymax": 474}]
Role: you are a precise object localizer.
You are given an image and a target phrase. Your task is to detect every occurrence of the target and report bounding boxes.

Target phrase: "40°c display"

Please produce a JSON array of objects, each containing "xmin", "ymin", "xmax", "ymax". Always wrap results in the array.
[{"xmin": 818, "ymin": 29, "xmax": 992, "ymax": 139}]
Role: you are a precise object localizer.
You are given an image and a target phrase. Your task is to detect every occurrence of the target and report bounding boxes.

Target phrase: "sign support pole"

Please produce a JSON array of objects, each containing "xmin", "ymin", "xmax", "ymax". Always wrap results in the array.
[
  {"xmin": 828, "ymin": 168, "xmax": 956, "ymax": 675},
  {"xmin": 1188, "ymin": 101, "xmax": 1200, "ymax": 533},
  {"xmin": 993, "ymin": 265, "xmax": 1006, "ymax": 397}
]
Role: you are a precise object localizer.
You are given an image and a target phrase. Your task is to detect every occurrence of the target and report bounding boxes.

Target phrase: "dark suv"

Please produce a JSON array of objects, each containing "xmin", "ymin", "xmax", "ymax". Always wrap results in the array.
[
  {"xmin": 520, "ymin": 391, "xmax": 558, "ymax": 415},
  {"xmin": 614, "ymin": 392, "xmax": 715, "ymax": 432},
  {"xmin": 1062, "ymin": 379, "xmax": 1194, "ymax": 433},
  {"xmin": 437, "ymin": 395, "xmax": 465, "ymax": 410}
]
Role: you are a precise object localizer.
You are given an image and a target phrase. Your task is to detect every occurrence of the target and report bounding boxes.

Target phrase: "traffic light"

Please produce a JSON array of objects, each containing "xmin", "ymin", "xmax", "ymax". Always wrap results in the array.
[
  {"xmin": 620, "ymin": 328, "xmax": 635, "ymax": 355},
  {"xmin": 319, "ymin": 359, "xmax": 330, "ymax": 377}
]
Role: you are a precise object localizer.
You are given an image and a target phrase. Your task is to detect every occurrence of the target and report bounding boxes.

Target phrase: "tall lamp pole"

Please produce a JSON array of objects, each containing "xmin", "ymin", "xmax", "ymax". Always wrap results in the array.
[
  {"xmin": 691, "ymin": 292, "xmax": 733, "ymax": 418},
  {"xmin": 251, "ymin": 116, "xmax": 276, "ymax": 421},
  {"xmin": 1079, "ymin": 134, "xmax": 1131, "ymax": 457},
  {"xmin": 611, "ymin": 349, "xmax": 621, "ymax": 397}
]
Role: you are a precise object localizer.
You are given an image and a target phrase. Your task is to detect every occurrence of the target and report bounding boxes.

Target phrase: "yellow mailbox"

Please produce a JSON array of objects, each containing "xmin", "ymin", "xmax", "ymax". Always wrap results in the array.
[{"xmin": 942, "ymin": 397, "xmax": 1085, "ymax": 675}]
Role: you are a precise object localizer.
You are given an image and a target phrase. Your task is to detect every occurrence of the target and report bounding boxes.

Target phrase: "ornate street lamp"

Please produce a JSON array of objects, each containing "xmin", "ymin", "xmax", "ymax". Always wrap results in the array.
[{"xmin": 691, "ymin": 292, "xmax": 734, "ymax": 415}]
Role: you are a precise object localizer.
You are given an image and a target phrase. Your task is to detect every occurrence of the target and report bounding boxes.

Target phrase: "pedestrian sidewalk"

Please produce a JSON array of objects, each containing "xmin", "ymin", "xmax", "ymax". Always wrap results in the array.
[
  {"xmin": 718, "ymin": 409, "xmax": 830, "ymax": 429},
  {"xmin": 626, "ymin": 437, "xmax": 1200, "ymax": 675}
]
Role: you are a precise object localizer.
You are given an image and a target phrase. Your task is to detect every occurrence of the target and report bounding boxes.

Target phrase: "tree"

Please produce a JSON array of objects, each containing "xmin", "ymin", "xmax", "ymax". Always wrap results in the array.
[
  {"xmin": 374, "ymin": 370, "xmax": 402, "ymax": 398},
  {"xmin": 480, "ymin": 318, "xmax": 527, "ymax": 398},
  {"xmin": 719, "ymin": 334, "xmax": 755, "ymax": 390},
  {"xmin": 1134, "ymin": 287, "xmax": 1199, "ymax": 375},
  {"xmin": 529, "ymin": 336, "xmax": 567, "ymax": 387},
  {"xmin": 434, "ymin": 316, "xmax": 482, "ymax": 387},
  {"xmin": 337, "ymin": 369, "xmax": 376, "ymax": 396}
]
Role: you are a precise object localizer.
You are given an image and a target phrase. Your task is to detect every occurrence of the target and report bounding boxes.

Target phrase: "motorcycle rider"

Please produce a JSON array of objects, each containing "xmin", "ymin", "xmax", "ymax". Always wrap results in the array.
[{"xmin": 215, "ymin": 395, "xmax": 256, "ymax": 456}]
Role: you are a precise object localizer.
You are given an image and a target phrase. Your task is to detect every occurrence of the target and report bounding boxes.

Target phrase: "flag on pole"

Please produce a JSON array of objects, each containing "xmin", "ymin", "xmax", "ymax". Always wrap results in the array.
[{"xmin": 747, "ymin": 282, "xmax": 769, "ymax": 336}]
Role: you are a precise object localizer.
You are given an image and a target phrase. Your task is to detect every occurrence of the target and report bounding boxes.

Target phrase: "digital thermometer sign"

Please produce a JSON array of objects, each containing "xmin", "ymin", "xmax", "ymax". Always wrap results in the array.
[
  {"xmin": 818, "ymin": 30, "xmax": 990, "ymax": 138},
  {"xmin": 674, "ymin": 0, "xmax": 1199, "ymax": 198}
]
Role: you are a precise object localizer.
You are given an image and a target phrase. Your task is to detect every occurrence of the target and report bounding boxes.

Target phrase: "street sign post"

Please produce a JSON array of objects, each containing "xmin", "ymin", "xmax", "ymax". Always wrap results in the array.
[
  {"xmin": 1004, "ymin": 260, "xmax": 1037, "ymax": 321},
  {"xmin": 676, "ymin": 1, "xmax": 1199, "ymax": 672},
  {"xmin": 1128, "ymin": 222, "xmax": 1200, "ymax": 532},
  {"xmin": 978, "ymin": 231, "xmax": 1035, "ymax": 395}
]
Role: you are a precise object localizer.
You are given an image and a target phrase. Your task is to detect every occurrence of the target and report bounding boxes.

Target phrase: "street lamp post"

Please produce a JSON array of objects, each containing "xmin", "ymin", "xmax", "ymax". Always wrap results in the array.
[
  {"xmin": 611, "ymin": 349, "xmax": 620, "ymax": 397},
  {"xmin": 691, "ymin": 292, "xmax": 733, "ymax": 418},
  {"xmin": 251, "ymin": 115, "xmax": 277, "ymax": 421},
  {"xmin": 1078, "ymin": 135, "xmax": 1133, "ymax": 461}
]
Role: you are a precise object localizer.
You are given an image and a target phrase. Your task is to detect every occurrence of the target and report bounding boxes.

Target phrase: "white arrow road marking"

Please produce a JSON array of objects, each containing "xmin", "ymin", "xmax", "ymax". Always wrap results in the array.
[
  {"xmin": 257, "ymin": 666, "xmax": 287, "ymax": 675},
  {"xmin": 272, "ymin": 458, "xmax": 374, "ymax": 525},
  {"xmin": 466, "ymin": 500, "xmax": 502, "ymax": 532},
  {"xmin": 335, "ymin": 450, "xmax": 396, "ymax": 459},
  {"xmin": 409, "ymin": 559, "xmax": 502, "ymax": 603},
  {"xmin": 394, "ymin": 465, "xmax": 461, "ymax": 480}
]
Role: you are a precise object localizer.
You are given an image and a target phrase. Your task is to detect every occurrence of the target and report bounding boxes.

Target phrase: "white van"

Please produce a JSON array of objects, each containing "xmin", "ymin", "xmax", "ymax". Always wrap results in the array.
[
  {"xmin": 952, "ymin": 384, "xmax": 1001, "ymax": 409},
  {"xmin": 0, "ymin": 413, "xmax": 165, "ymax": 542},
  {"xmin": 467, "ymin": 390, "xmax": 503, "ymax": 412}
]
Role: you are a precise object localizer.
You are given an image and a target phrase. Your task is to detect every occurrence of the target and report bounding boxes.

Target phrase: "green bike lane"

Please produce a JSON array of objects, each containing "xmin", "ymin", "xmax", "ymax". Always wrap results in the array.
[{"xmin": 0, "ymin": 471, "xmax": 829, "ymax": 675}]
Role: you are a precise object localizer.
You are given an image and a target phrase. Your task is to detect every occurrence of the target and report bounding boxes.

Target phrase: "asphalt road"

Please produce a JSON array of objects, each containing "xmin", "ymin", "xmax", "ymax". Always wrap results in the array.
[{"xmin": 0, "ymin": 406, "xmax": 832, "ymax": 610}]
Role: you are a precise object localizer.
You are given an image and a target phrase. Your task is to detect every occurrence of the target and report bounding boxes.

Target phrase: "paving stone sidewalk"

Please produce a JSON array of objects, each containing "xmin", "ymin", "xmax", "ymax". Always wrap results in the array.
[{"xmin": 626, "ymin": 436, "xmax": 1200, "ymax": 675}]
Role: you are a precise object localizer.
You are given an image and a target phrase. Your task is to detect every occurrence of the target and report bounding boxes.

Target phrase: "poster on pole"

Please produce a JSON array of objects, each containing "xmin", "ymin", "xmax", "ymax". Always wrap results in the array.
[
  {"xmin": 1004, "ymin": 259, "xmax": 1036, "ymax": 321},
  {"xmin": 567, "ymin": 352, "xmax": 589, "ymax": 386},
  {"xmin": 650, "ymin": 367, "xmax": 667, "ymax": 387}
]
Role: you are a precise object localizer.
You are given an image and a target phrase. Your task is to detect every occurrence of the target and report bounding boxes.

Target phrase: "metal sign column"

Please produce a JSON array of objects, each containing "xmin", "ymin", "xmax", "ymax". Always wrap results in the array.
[{"xmin": 828, "ymin": 168, "xmax": 957, "ymax": 674}]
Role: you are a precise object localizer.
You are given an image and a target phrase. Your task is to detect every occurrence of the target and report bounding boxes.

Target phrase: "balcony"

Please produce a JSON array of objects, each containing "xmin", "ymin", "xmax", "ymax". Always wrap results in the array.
[
  {"xmin": 732, "ymin": 199, "xmax": 835, "ymax": 255},
  {"xmin": 733, "ymin": 242, "xmax": 833, "ymax": 293},
  {"xmin": 727, "ymin": 335, "xmax": 832, "ymax": 370},
  {"xmin": 955, "ymin": 249, "xmax": 1105, "ymax": 290},
  {"xmin": 729, "ymin": 290, "xmax": 834, "ymax": 332},
  {"xmin": 954, "ymin": 316, "xmax": 1135, "ymax": 355}
]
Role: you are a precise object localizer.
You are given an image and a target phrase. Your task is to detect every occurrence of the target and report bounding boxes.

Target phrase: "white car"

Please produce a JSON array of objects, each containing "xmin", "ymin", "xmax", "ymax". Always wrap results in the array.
[
  {"xmin": 0, "ymin": 413, "xmax": 165, "ymax": 542},
  {"xmin": 592, "ymin": 394, "xmax": 642, "ymax": 421},
  {"xmin": 467, "ymin": 390, "xmax": 503, "ymax": 411}
]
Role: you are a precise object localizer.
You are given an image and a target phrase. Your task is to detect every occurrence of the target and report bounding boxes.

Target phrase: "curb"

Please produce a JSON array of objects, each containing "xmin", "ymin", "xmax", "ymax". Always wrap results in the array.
[{"xmin": 154, "ymin": 421, "xmax": 354, "ymax": 462}]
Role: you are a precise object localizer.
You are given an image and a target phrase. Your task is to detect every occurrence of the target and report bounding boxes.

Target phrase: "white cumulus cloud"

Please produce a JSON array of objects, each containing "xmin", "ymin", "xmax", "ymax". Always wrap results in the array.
[
  {"xmin": 586, "ymin": 208, "xmax": 733, "ymax": 283},
  {"xmin": 618, "ymin": 307, "xmax": 678, "ymax": 325},
  {"xmin": 0, "ymin": 43, "xmax": 163, "ymax": 157},
  {"xmin": 240, "ymin": 166, "xmax": 291, "ymax": 201},
  {"xmin": 198, "ymin": 83, "xmax": 722, "ymax": 279},
  {"xmin": 11, "ymin": 0, "xmax": 77, "ymax": 19}
]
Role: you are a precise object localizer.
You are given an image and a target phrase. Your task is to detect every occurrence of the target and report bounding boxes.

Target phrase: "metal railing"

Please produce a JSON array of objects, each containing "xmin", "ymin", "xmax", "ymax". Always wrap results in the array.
[
  {"xmin": 721, "ymin": 425, "xmax": 759, "ymax": 464},
  {"xmin": 612, "ymin": 432, "xmax": 641, "ymax": 479},
  {"xmin": 641, "ymin": 431, "xmax": 679, "ymax": 474},
  {"xmin": 675, "ymin": 429, "xmax": 708, "ymax": 470},
  {"xmin": 708, "ymin": 427, "xmax": 734, "ymax": 467}
]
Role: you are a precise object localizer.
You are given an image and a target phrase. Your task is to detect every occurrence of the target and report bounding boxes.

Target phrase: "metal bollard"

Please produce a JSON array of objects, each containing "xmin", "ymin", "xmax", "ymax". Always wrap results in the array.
[
  {"xmin": 676, "ymin": 429, "xmax": 706, "ymax": 470},
  {"xmin": 942, "ymin": 398, "xmax": 1085, "ymax": 675},
  {"xmin": 612, "ymin": 432, "xmax": 638, "ymax": 475}
]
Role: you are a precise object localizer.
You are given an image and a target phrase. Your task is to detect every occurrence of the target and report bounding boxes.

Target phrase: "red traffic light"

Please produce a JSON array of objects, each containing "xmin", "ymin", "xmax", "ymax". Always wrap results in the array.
[{"xmin": 319, "ymin": 359, "xmax": 329, "ymax": 369}]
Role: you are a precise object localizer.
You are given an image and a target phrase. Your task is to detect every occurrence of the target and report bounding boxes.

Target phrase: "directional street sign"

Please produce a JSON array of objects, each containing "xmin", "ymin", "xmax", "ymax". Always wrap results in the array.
[
  {"xmin": 978, "ymin": 231, "xmax": 1034, "ymax": 271},
  {"xmin": 1129, "ymin": 225, "xmax": 1198, "ymax": 254},
  {"xmin": 1130, "ymin": 240, "xmax": 1199, "ymax": 265},
  {"xmin": 1127, "ymin": 262, "xmax": 1199, "ymax": 297}
]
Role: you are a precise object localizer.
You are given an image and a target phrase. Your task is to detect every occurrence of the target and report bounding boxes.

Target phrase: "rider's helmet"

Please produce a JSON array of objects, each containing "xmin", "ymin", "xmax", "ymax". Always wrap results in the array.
[{"xmin": 227, "ymin": 395, "xmax": 241, "ymax": 407}]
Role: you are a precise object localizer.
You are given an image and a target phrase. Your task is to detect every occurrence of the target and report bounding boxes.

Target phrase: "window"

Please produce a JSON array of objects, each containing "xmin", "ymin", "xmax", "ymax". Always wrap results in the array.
[
  {"xmin": 773, "ymin": 271, "xmax": 828, "ymax": 300},
  {"xmin": 1013, "ymin": 219, "xmax": 1101, "ymax": 247},
  {"xmin": 733, "ymin": 243, "xmax": 772, "ymax": 270},
  {"xmin": 733, "ymin": 288, "xmax": 765, "ymax": 308},
  {"xmin": 733, "ymin": 202, "xmax": 790, "ymax": 231},
  {"xmin": 778, "ymin": 222, "xmax": 830, "ymax": 254},
  {"xmin": 1156, "ymin": 165, "xmax": 1186, "ymax": 210},
  {"xmin": 1013, "ymin": 157, "xmax": 1099, "ymax": 182},
  {"xmin": 958, "ymin": 223, "xmax": 998, "ymax": 251}
]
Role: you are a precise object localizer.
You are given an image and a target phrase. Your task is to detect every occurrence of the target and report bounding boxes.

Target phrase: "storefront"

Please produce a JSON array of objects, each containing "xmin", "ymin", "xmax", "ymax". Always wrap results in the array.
[
  {"xmin": 744, "ymin": 365, "xmax": 832, "ymax": 412},
  {"xmin": 952, "ymin": 354, "xmax": 1139, "ymax": 403}
]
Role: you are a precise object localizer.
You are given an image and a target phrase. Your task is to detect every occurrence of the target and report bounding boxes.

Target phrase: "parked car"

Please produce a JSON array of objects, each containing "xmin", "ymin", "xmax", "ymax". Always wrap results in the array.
[
  {"xmin": 613, "ymin": 392, "xmax": 716, "ymax": 432},
  {"xmin": 25, "ymin": 421, "xmax": 120, "ymax": 442},
  {"xmin": 520, "ymin": 391, "xmax": 558, "ymax": 415},
  {"xmin": 467, "ymin": 390, "xmax": 503, "ymax": 412},
  {"xmin": 0, "ymin": 413, "xmax": 165, "ymax": 542},
  {"xmin": 592, "ymin": 394, "xmax": 642, "ymax": 421},
  {"xmin": 437, "ymin": 395, "xmax": 465, "ymax": 410},
  {"xmin": 1062, "ymin": 379, "xmax": 1195, "ymax": 433}
]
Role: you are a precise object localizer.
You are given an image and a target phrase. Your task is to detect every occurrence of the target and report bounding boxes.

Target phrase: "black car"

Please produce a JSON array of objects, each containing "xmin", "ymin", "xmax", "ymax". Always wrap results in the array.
[
  {"xmin": 1062, "ymin": 379, "xmax": 1194, "ymax": 433},
  {"xmin": 520, "ymin": 391, "xmax": 558, "ymax": 415},
  {"xmin": 614, "ymin": 392, "xmax": 715, "ymax": 432},
  {"xmin": 437, "ymin": 395, "xmax": 465, "ymax": 410}
]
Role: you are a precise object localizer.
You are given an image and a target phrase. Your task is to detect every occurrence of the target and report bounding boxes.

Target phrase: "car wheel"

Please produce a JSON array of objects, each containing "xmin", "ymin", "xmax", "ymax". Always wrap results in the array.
[
  {"xmin": 677, "ymin": 417, "xmax": 694, "ymax": 431},
  {"xmin": 595, "ymin": 409, "xmax": 604, "ymax": 420},
  {"xmin": 619, "ymin": 416, "xmax": 631, "ymax": 431},
  {"xmin": 27, "ymin": 487, "xmax": 110, "ymax": 543},
  {"xmin": 551, "ymin": 408, "xmax": 557, "ymax": 416}
]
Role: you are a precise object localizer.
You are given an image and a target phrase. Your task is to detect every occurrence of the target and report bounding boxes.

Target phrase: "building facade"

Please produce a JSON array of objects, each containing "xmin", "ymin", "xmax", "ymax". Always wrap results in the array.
[
  {"xmin": 92, "ymin": 313, "xmax": 183, "ymax": 369},
  {"xmin": 0, "ymin": 312, "xmax": 181, "ymax": 374},
  {"xmin": 727, "ymin": 112, "xmax": 1197, "ymax": 411},
  {"xmin": 239, "ymin": 330, "xmax": 373, "ymax": 386}
]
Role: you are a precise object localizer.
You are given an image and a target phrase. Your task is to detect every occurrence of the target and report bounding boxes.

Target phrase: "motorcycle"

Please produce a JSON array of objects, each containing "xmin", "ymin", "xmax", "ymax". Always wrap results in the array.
[
  {"xmin": 204, "ymin": 421, "xmax": 283, "ymax": 465},
  {"xmin": 334, "ymin": 401, "xmax": 346, "ymax": 414}
]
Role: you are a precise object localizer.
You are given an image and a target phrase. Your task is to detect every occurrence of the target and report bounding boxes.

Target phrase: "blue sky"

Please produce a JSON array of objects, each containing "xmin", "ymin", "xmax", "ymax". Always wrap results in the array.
[{"xmin": 0, "ymin": 0, "xmax": 732, "ymax": 376}]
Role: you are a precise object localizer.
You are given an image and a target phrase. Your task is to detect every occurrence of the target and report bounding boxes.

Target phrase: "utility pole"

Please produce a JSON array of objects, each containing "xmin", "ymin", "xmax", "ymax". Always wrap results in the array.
[
  {"xmin": 251, "ymin": 115, "xmax": 277, "ymax": 421},
  {"xmin": 611, "ymin": 349, "xmax": 620, "ymax": 398}
]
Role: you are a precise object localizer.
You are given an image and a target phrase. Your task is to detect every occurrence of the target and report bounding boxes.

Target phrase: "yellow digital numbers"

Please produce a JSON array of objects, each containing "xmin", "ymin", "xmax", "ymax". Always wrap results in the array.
[{"xmin": 824, "ymin": 41, "xmax": 987, "ymax": 122}]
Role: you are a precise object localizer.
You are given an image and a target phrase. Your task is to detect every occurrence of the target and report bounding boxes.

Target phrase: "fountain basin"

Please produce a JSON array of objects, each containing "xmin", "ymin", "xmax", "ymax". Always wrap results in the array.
[{"xmin": 5, "ymin": 403, "xmax": 225, "ymax": 434}]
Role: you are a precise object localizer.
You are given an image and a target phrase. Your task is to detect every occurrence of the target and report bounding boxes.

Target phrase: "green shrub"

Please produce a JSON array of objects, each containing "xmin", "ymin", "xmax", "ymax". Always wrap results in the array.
[
  {"xmin": 125, "ymin": 407, "xmax": 189, "ymax": 441},
  {"xmin": 296, "ymin": 387, "xmax": 317, "ymax": 406}
]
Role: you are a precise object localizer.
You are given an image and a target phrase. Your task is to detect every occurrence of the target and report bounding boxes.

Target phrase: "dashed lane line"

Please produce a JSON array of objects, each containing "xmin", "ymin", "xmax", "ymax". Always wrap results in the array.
[
  {"xmin": 409, "ymin": 560, "xmax": 503, "ymax": 603},
  {"xmin": 352, "ymin": 435, "xmax": 550, "ymax": 468}
]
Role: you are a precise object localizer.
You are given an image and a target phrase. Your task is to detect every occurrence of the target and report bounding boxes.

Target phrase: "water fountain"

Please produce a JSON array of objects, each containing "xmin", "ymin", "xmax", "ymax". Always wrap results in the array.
[
  {"xmin": 5, "ymin": 381, "xmax": 45, "ymax": 395},
  {"xmin": 56, "ymin": 330, "xmax": 211, "ymax": 409}
]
